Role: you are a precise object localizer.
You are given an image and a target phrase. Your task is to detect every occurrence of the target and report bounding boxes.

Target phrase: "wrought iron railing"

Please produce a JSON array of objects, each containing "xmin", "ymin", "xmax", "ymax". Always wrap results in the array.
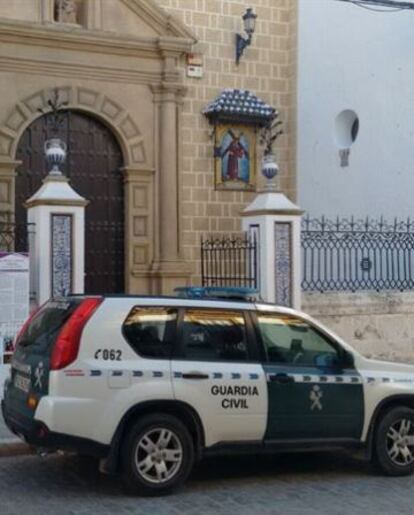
[
  {"xmin": 302, "ymin": 216, "xmax": 414, "ymax": 292},
  {"xmin": 0, "ymin": 219, "xmax": 35, "ymax": 253},
  {"xmin": 201, "ymin": 234, "xmax": 258, "ymax": 288}
]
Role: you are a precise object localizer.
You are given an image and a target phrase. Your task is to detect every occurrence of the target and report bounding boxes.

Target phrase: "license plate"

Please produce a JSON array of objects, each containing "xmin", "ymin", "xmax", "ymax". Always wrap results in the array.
[{"xmin": 14, "ymin": 373, "xmax": 31, "ymax": 393}]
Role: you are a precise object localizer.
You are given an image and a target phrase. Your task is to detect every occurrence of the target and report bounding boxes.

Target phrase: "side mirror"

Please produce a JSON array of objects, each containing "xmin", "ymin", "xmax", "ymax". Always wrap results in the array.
[
  {"xmin": 340, "ymin": 350, "xmax": 355, "ymax": 369},
  {"xmin": 315, "ymin": 353, "xmax": 338, "ymax": 369},
  {"xmin": 315, "ymin": 351, "xmax": 354, "ymax": 370}
]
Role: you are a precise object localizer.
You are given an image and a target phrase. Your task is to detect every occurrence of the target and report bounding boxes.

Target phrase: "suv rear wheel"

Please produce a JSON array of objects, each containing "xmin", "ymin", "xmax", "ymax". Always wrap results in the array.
[
  {"xmin": 121, "ymin": 413, "xmax": 194, "ymax": 496},
  {"xmin": 374, "ymin": 406, "xmax": 414, "ymax": 476}
]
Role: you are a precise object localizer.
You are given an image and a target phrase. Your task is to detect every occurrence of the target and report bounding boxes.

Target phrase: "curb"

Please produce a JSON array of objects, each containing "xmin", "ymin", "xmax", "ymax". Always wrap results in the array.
[{"xmin": 0, "ymin": 440, "xmax": 33, "ymax": 458}]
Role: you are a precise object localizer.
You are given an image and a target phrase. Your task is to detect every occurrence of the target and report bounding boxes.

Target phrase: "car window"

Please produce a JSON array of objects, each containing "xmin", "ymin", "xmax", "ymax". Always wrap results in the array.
[
  {"xmin": 16, "ymin": 299, "xmax": 80, "ymax": 352},
  {"xmin": 257, "ymin": 313, "xmax": 339, "ymax": 366},
  {"xmin": 123, "ymin": 307, "xmax": 177, "ymax": 359},
  {"xmin": 181, "ymin": 309, "xmax": 249, "ymax": 362}
]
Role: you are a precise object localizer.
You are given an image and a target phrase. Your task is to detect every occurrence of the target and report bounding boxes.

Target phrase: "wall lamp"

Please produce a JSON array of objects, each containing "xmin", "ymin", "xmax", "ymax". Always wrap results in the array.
[{"xmin": 235, "ymin": 8, "xmax": 257, "ymax": 65}]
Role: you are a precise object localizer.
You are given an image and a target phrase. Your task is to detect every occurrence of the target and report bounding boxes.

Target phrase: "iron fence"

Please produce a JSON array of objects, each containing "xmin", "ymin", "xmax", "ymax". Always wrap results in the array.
[
  {"xmin": 0, "ymin": 219, "xmax": 35, "ymax": 253},
  {"xmin": 302, "ymin": 216, "xmax": 414, "ymax": 292},
  {"xmin": 201, "ymin": 234, "xmax": 258, "ymax": 288}
]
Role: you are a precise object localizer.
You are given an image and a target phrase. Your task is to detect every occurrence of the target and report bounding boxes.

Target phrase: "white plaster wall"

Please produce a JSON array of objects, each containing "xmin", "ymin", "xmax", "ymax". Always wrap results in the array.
[
  {"xmin": 297, "ymin": 0, "xmax": 414, "ymax": 219},
  {"xmin": 303, "ymin": 291, "xmax": 414, "ymax": 363}
]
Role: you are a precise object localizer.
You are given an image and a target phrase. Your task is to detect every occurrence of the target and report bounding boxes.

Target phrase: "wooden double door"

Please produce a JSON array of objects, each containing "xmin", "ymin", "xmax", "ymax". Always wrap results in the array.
[{"xmin": 16, "ymin": 110, "xmax": 125, "ymax": 294}]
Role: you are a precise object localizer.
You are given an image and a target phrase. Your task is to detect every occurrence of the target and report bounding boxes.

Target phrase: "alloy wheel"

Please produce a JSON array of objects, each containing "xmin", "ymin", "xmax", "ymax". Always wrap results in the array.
[
  {"xmin": 386, "ymin": 418, "xmax": 414, "ymax": 466},
  {"xmin": 134, "ymin": 427, "xmax": 183, "ymax": 484}
]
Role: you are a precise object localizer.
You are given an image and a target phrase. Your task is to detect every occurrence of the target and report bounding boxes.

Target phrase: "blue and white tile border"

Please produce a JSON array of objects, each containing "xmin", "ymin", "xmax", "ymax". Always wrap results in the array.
[{"xmin": 274, "ymin": 221, "xmax": 292, "ymax": 307}]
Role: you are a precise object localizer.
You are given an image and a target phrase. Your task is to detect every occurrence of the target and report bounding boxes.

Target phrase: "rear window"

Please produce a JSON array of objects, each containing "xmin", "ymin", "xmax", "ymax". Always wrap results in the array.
[
  {"xmin": 18, "ymin": 299, "xmax": 80, "ymax": 352},
  {"xmin": 123, "ymin": 307, "xmax": 178, "ymax": 359}
]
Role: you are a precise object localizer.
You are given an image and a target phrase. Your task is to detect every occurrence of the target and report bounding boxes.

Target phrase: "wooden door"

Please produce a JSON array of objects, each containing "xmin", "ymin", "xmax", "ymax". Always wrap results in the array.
[{"xmin": 16, "ymin": 110, "xmax": 125, "ymax": 294}]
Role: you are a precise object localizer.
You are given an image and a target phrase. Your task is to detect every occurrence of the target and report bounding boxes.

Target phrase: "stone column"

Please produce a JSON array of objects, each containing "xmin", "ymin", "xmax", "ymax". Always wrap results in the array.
[
  {"xmin": 150, "ymin": 84, "xmax": 191, "ymax": 295},
  {"xmin": 242, "ymin": 190, "xmax": 304, "ymax": 310}
]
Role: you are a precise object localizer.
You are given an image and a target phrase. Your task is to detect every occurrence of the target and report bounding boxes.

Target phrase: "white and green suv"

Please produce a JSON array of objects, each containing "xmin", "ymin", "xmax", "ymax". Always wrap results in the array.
[{"xmin": 3, "ymin": 289, "xmax": 414, "ymax": 496}]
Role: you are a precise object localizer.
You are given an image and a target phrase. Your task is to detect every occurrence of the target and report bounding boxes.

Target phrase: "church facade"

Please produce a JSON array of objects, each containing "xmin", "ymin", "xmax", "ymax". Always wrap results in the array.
[{"xmin": 0, "ymin": 0, "xmax": 297, "ymax": 295}]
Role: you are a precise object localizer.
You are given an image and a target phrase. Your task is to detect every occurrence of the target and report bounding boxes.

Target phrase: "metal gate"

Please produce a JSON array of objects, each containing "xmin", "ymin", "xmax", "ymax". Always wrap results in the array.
[
  {"xmin": 201, "ymin": 234, "xmax": 258, "ymax": 288},
  {"xmin": 15, "ymin": 110, "xmax": 125, "ymax": 294},
  {"xmin": 301, "ymin": 216, "xmax": 414, "ymax": 292},
  {"xmin": 0, "ymin": 220, "xmax": 34, "ymax": 252}
]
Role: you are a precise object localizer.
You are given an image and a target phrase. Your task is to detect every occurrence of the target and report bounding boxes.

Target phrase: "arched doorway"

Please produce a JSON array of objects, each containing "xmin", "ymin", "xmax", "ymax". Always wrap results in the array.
[{"xmin": 15, "ymin": 110, "xmax": 125, "ymax": 294}]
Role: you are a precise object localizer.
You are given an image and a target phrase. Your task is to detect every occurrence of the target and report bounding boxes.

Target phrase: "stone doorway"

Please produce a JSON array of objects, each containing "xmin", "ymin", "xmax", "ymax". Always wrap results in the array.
[{"xmin": 15, "ymin": 110, "xmax": 125, "ymax": 294}]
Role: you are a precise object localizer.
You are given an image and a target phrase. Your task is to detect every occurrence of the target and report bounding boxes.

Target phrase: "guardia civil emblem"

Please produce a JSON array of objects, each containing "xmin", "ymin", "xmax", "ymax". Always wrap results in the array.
[
  {"xmin": 310, "ymin": 384, "xmax": 323, "ymax": 411},
  {"xmin": 34, "ymin": 361, "xmax": 44, "ymax": 389}
]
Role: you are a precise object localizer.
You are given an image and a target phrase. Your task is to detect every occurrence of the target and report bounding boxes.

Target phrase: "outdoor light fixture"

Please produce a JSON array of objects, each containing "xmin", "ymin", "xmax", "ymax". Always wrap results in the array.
[{"xmin": 235, "ymin": 8, "xmax": 257, "ymax": 65}]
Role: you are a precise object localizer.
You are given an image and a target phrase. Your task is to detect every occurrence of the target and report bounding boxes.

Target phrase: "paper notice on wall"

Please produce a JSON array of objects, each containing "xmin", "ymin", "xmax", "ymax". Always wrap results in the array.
[{"xmin": 0, "ymin": 253, "xmax": 29, "ymax": 365}]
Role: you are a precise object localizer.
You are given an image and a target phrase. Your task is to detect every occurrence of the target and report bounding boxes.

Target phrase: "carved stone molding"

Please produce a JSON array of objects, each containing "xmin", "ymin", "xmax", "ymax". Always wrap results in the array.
[
  {"xmin": 0, "ymin": 86, "xmax": 147, "ymax": 167},
  {"xmin": 121, "ymin": 0, "xmax": 196, "ymax": 40},
  {"xmin": 0, "ymin": 55, "xmax": 167, "ymax": 86},
  {"xmin": 151, "ymin": 83, "xmax": 187, "ymax": 104},
  {"xmin": 0, "ymin": 17, "xmax": 194, "ymax": 59}
]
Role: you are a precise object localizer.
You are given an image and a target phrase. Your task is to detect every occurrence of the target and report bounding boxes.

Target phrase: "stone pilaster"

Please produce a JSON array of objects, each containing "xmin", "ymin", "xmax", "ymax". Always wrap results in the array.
[
  {"xmin": 150, "ymin": 83, "xmax": 192, "ymax": 295},
  {"xmin": 85, "ymin": 0, "xmax": 103, "ymax": 30},
  {"xmin": 123, "ymin": 166, "xmax": 156, "ymax": 294},
  {"xmin": 0, "ymin": 159, "xmax": 19, "ymax": 220},
  {"xmin": 41, "ymin": 0, "xmax": 54, "ymax": 23}
]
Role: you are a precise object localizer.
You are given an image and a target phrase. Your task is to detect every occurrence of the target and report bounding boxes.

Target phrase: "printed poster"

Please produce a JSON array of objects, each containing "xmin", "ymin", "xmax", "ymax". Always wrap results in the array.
[{"xmin": 0, "ymin": 253, "xmax": 29, "ymax": 365}]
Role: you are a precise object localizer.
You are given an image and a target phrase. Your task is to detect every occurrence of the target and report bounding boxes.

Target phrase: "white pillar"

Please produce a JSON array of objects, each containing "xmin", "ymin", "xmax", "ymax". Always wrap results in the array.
[
  {"xmin": 242, "ymin": 191, "xmax": 304, "ymax": 309},
  {"xmin": 26, "ymin": 175, "xmax": 88, "ymax": 306}
]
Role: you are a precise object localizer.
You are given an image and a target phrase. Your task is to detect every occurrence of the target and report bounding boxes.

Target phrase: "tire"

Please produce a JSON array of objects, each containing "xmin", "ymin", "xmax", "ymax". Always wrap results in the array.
[
  {"xmin": 373, "ymin": 406, "xmax": 414, "ymax": 476},
  {"xmin": 121, "ymin": 413, "xmax": 195, "ymax": 496}
]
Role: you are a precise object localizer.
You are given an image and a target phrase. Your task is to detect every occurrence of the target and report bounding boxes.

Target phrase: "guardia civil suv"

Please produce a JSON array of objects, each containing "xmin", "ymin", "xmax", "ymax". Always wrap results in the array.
[{"xmin": 3, "ymin": 288, "xmax": 414, "ymax": 496}]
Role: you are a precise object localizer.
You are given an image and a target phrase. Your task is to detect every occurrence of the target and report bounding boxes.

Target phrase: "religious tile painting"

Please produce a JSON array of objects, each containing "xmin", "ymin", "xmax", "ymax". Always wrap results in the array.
[{"xmin": 214, "ymin": 124, "xmax": 256, "ymax": 191}]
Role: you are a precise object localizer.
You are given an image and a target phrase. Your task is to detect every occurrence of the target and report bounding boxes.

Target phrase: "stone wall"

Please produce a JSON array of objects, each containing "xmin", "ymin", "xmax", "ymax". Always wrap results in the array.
[
  {"xmin": 158, "ymin": 0, "xmax": 297, "ymax": 281},
  {"xmin": 303, "ymin": 291, "xmax": 414, "ymax": 364}
]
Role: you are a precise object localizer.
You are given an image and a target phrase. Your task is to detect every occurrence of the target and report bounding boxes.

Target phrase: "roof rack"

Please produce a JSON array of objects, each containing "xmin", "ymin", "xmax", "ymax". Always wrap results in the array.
[{"xmin": 174, "ymin": 286, "xmax": 261, "ymax": 302}]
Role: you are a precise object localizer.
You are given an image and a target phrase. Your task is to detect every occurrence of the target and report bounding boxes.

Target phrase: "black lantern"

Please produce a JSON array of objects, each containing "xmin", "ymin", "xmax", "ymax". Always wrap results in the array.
[{"xmin": 236, "ymin": 8, "xmax": 257, "ymax": 65}]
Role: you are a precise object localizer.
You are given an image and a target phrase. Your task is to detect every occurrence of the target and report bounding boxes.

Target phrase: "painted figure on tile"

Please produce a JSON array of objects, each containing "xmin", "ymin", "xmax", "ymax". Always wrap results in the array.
[{"xmin": 221, "ymin": 129, "xmax": 250, "ymax": 182}]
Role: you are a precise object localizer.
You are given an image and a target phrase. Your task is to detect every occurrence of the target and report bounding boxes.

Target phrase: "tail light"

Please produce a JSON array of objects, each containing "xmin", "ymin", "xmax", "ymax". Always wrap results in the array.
[{"xmin": 50, "ymin": 297, "xmax": 103, "ymax": 370}]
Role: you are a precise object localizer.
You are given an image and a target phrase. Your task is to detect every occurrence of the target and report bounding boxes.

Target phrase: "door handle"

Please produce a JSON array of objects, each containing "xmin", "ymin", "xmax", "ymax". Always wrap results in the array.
[
  {"xmin": 182, "ymin": 372, "xmax": 209, "ymax": 380},
  {"xmin": 269, "ymin": 373, "xmax": 294, "ymax": 384}
]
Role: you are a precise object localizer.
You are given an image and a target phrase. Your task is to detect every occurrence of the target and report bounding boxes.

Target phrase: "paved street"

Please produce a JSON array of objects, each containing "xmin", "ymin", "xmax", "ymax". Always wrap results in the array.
[{"xmin": 1, "ymin": 451, "xmax": 413, "ymax": 515}]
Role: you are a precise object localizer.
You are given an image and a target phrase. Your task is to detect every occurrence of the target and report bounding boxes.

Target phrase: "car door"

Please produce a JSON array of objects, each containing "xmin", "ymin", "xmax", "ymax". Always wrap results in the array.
[
  {"xmin": 171, "ymin": 307, "xmax": 268, "ymax": 447},
  {"xmin": 121, "ymin": 304, "xmax": 177, "ymax": 399},
  {"xmin": 253, "ymin": 311, "xmax": 364, "ymax": 441}
]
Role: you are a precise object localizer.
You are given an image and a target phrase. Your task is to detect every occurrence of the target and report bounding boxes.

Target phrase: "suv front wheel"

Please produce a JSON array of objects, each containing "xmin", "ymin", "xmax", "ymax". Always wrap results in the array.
[
  {"xmin": 374, "ymin": 406, "xmax": 414, "ymax": 476},
  {"xmin": 121, "ymin": 413, "xmax": 195, "ymax": 496}
]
